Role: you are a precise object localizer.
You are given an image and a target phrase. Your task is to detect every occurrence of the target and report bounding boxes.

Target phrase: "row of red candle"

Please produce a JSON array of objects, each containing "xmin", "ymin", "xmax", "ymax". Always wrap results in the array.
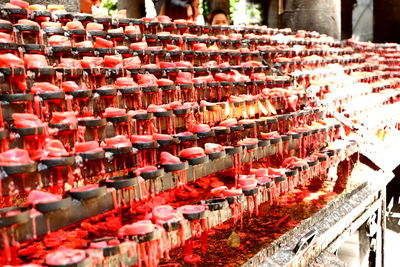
[
  {"xmin": 0, "ymin": 138, "xmax": 357, "ymax": 266},
  {"xmin": 0, "ymin": 115, "xmax": 341, "ymax": 204},
  {"xmin": 1, "ymin": 98, "xmax": 325, "ymax": 153}
]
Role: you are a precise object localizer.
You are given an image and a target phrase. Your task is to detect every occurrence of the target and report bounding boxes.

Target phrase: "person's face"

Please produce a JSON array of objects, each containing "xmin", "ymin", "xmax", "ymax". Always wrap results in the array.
[
  {"xmin": 212, "ymin": 13, "xmax": 228, "ymax": 26},
  {"xmin": 187, "ymin": 5, "xmax": 193, "ymax": 21},
  {"xmin": 192, "ymin": 0, "xmax": 199, "ymax": 18},
  {"xmin": 80, "ymin": 0, "xmax": 100, "ymax": 14}
]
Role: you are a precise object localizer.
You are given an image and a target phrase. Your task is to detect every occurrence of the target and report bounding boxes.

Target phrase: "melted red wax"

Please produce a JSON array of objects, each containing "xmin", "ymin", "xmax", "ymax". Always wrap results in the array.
[
  {"xmin": 204, "ymin": 143, "xmax": 224, "ymax": 154},
  {"xmin": 118, "ymin": 220, "xmax": 154, "ymax": 237},
  {"xmin": 102, "ymin": 135, "xmax": 131, "ymax": 148},
  {"xmin": 160, "ymin": 152, "xmax": 181, "ymax": 165},
  {"xmin": 179, "ymin": 147, "xmax": 205, "ymax": 159},
  {"xmin": 27, "ymin": 190, "xmax": 62, "ymax": 206},
  {"xmin": 45, "ymin": 248, "xmax": 86, "ymax": 265},
  {"xmin": 32, "ymin": 139, "xmax": 69, "ymax": 160},
  {"xmin": 0, "ymin": 53, "xmax": 25, "ymax": 68},
  {"xmin": 90, "ymin": 239, "xmax": 120, "ymax": 249},
  {"xmin": 23, "ymin": 54, "xmax": 49, "ymax": 69},
  {"xmin": 12, "ymin": 113, "xmax": 44, "ymax": 129},
  {"xmin": 152, "ymin": 205, "xmax": 183, "ymax": 225},
  {"xmin": 0, "ymin": 148, "xmax": 34, "ymax": 166},
  {"xmin": 131, "ymin": 135, "xmax": 153, "ymax": 143},
  {"xmin": 103, "ymin": 107, "xmax": 126, "ymax": 117},
  {"xmin": 75, "ymin": 141, "xmax": 102, "ymax": 153}
]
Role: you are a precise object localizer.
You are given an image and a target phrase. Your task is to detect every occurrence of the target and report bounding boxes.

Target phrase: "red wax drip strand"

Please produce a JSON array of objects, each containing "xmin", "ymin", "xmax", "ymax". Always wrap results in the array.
[
  {"xmin": 1, "ymin": 228, "xmax": 11, "ymax": 263},
  {"xmin": 230, "ymin": 199, "xmax": 243, "ymax": 228},
  {"xmin": 138, "ymin": 177, "xmax": 149, "ymax": 200},
  {"xmin": 248, "ymin": 150, "xmax": 255, "ymax": 169},
  {"xmin": 301, "ymin": 135, "xmax": 308, "ymax": 158},
  {"xmin": 109, "ymin": 188, "xmax": 119, "ymax": 210},
  {"xmin": 283, "ymin": 140, "xmax": 289, "ymax": 160},
  {"xmin": 200, "ymin": 218, "xmax": 209, "ymax": 255},
  {"xmin": 30, "ymin": 209, "xmax": 41, "ymax": 239},
  {"xmin": 233, "ymin": 154, "xmax": 242, "ymax": 186},
  {"xmin": 184, "ymin": 217, "xmax": 209, "ymax": 263},
  {"xmin": 136, "ymin": 227, "xmax": 168, "ymax": 267},
  {"xmin": 149, "ymin": 179, "xmax": 156, "ymax": 198},
  {"xmin": 174, "ymin": 169, "xmax": 187, "ymax": 188},
  {"xmin": 246, "ymin": 194, "xmax": 259, "ymax": 216}
]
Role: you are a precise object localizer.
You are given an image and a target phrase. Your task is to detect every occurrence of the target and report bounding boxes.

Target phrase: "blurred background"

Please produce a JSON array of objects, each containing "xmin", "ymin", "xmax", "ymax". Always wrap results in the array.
[
  {"xmin": 1, "ymin": 0, "xmax": 396, "ymax": 43},
  {"xmin": 113, "ymin": 0, "xmax": 395, "ymax": 43}
]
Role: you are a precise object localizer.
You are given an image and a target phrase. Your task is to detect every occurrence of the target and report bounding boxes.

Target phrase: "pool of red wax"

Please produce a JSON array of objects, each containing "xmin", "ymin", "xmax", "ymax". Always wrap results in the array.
[
  {"xmin": 135, "ymin": 166, "xmax": 158, "ymax": 176},
  {"xmin": 160, "ymin": 152, "xmax": 181, "ymax": 164},
  {"xmin": 151, "ymin": 205, "xmax": 183, "ymax": 224},
  {"xmin": 175, "ymin": 61, "xmax": 193, "ymax": 68},
  {"xmin": 177, "ymin": 205, "xmax": 205, "ymax": 214},
  {"xmin": 123, "ymin": 57, "xmax": 141, "ymax": 68},
  {"xmin": 31, "ymin": 82, "xmax": 61, "ymax": 94},
  {"xmin": 115, "ymin": 77, "xmax": 138, "ymax": 88},
  {"xmin": 237, "ymin": 138, "xmax": 259, "ymax": 146},
  {"xmin": 118, "ymin": 220, "xmax": 155, "ymax": 237},
  {"xmin": 103, "ymin": 107, "xmax": 126, "ymax": 117},
  {"xmin": 179, "ymin": 147, "xmax": 206, "ymax": 159},
  {"xmin": 131, "ymin": 135, "xmax": 153, "ymax": 143},
  {"xmin": 130, "ymin": 42, "xmax": 148, "ymax": 50},
  {"xmin": 32, "ymin": 139, "xmax": 69, "ymax": 160},
  {"xmin": 27, "ymin": 190, "xmax": 62, "ymax": 206},
  {"xmin": 204, "ymin": 143, "xmax": 224, "ymax": 154},
  {"xmin": 147, "ymin": 104, "xmax": 167, "ymax": 113},
  {"xmin": 90, "ymin": 239, "xmax": 120, "ymax": 249},
  {"xmin": 75, "ymin": 41, "xmax": 94, "ymax": 48},
  {"xmin": 221, "ymin": 188, "xmax": 243, "ymax": 197},
  {"xmin": 0, "ymin": 148, "xmax": 34, "ymax": 166},
  {"xmin": 0, "ymin": 53, "xmax": 25, "ymax": 68},
  {"xmin": 125, "ymin": 25, "xmax": 141, "ymax": 34},
  {"xmin": 51, "ymin": 112, "xmax": 77, "ymax": 125},
  {"xmin": 238, "ymin": 176, "xmax": 257, "ymax": 190},
  {"xmin": 45, "ymin": 249, "xmax": 86, "ymax": 265},
  {"xmin": 159, "ymin": 62, "xmax": 176, "ymax": 69},
  {"xmin": 250, "ymin": 168, "xmax": 269, "ymax": 177},
  {"xmin": 219, "ymin": 118, "xmax": 238, "ymax": 127},
  {"xmin": 48, "ymin": 35, "xmax": 71, "ymax": 46},
  {"xmin": 191, "ymin": 124, "xmax": 211, "ymax": 133},
  {"xmin": 176, "ymin": 72, "xmax": 192, "ymax": 85},
  {"xmin": 62, "ymin": 81, "xmax": 88, "ymax": 92},
  {"xmin": 81, "ymin": 57, "xmax": 103, "ymax": 68},
  {"xmin": 75, "ymin": 141, "xmax": 103, "ymax": 154},
  {"xmin": 103, "ymin": 135, "xmax": 131, "ymax": 148},
  {"xmin": 58, "ymin": 58, "xmax": 82, "ymax": 69},
  {"xmin": 152, "ymin": 133, "xmax": 173, "ymax": 140},
  {"xmin": 104, "ymin": 55, "xmax": 123, "ymax": 68},
  {"xmin": 157, "ymin": 79, "xmax": 174, "ymax": 86},
  {"xmin": 94, "ymin": 37, "xmax": 113, "ymax": 48},
  {"xmin": 24, "ymin": 54, "xmax": 49, "ymax": 69},
  {"xmin": 282, "ymin": 156, "xmax": 308, "ymax": 168},
  {"xmin": 65, "ymin": 21, "xmax": 84, "ymax": 30},
  {"xmin": 12, "ymin": 113, "xmax": 44, "ymax": 128},
  {"xmin": 137, "ymin": 74, "xmax": 158, "ymax": 87},
  {"xmin": 127, "ymin": 110, "xmax": 147, "ymax": 117}
]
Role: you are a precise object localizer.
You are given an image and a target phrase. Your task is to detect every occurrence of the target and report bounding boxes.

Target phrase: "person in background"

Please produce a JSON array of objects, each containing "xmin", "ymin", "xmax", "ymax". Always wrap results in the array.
[
  {"xmin": 160, "ymin": 0, "xmax": 198, "ymax": 21},
  {"xmin": 209, "ymin": 9, "xmax": 229, "ymax": 25},
  {"xmin": 80, "ymin": 0, "xmax": 101, "ymax": 13}
]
